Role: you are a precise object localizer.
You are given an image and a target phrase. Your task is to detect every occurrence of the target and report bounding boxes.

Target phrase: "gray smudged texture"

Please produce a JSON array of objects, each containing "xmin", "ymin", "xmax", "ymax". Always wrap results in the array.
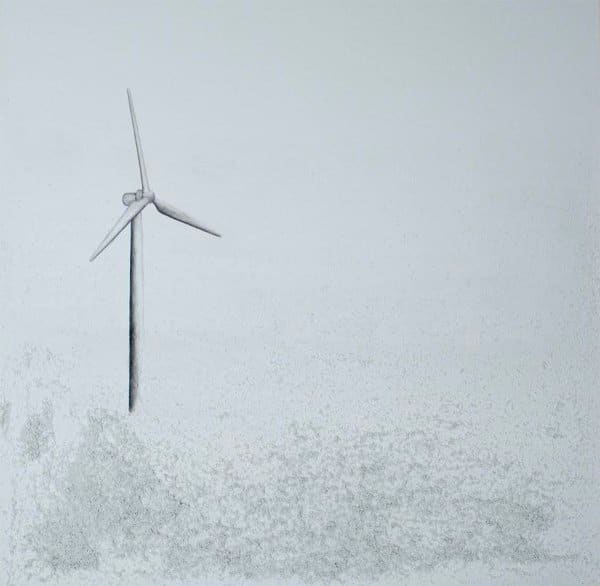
[
  {"xmin": 0, "ymin": 399, "xmax": 10, "ymax": 437},
  {"xmin": 19, "ymin": 400, "xmax": 54, "ymax": 462},
  {"xmin": 25, "ymin": 410, "xmax": 562, "ymax": 582}
]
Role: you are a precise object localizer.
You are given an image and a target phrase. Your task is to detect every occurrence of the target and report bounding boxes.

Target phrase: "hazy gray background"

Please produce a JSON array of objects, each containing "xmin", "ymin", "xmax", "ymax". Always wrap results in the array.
[{"xmin": 0, "ymin": 1, "xmax": 599, "ymax": 584}]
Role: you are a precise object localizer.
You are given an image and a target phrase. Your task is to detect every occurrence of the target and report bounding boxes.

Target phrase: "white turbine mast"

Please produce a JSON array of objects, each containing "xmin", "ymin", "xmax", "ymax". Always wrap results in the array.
[{"xmin": 90, "ymin": 89, "xmax": 221, "ymax": 412}]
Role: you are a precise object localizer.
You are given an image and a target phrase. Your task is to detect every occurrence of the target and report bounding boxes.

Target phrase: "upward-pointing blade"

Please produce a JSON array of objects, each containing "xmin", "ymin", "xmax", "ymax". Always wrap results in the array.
[
  {"xmin": 127, "ymin": 89, "xmax": 150, "ymax": 193},
  {"xmin": 89, "ymin": 197, "xmax": 152, "ymax": 261},
  {"xmin": 154, "ymin": 198, "xmax": 221, "ymax": 238}
]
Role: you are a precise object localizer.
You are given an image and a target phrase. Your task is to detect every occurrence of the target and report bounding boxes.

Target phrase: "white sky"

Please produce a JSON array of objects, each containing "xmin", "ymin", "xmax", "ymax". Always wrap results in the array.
[{"xmin": 0, "ymin": 0, "xmax": 598, "ymax": 444}]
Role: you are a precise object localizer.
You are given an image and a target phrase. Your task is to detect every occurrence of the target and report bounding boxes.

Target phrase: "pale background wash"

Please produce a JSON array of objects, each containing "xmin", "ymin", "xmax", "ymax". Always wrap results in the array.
[{"xmin": 0, "ymin": 1, "xmax": 599, "ymax": 584}]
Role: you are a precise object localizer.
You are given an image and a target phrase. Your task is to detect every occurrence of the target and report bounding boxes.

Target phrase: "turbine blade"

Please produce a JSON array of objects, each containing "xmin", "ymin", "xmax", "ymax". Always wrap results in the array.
[
  {"xmin": 153, "ymin": 198, "xmax": 221, "ymax": 238},
  {"xmin": 89, "ymin": 197, "xmax": 151, "ymax": 261},
  {"xmin": 127, "ymin": 89, "xmax": 150, "ymax": 193}
]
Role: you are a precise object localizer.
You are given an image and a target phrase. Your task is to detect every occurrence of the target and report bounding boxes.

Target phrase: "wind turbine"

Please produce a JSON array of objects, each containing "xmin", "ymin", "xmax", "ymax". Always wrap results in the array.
[{"xmin": 90, "ymin": 89, "xmax": 221, "ymax": 412}]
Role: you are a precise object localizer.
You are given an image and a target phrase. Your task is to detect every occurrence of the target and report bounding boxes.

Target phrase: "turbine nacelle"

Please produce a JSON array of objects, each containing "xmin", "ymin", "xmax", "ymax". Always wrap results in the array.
[{"xmin": 123, "ymin": 190, "xmax": 155, "ymax": 206}]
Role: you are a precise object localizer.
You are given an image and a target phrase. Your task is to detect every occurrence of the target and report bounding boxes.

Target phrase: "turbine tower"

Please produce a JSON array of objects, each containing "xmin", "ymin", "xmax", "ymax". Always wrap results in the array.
[{"xmin": 90, "ymin": 89, "xmax": 221, "ymax": 412}]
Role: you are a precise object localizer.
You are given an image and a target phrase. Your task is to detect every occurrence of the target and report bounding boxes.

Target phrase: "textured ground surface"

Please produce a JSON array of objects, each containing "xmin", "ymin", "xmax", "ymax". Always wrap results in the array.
[{"xmin": 0, "ymin": 346, "xmax": 598, "ymax": 585}]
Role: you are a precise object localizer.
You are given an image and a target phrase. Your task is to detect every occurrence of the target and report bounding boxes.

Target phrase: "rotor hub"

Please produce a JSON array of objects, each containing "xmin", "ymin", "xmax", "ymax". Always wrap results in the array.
[{"xmin": 123, "ymin": 190, "xmax": 155, "ymax": 206}]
